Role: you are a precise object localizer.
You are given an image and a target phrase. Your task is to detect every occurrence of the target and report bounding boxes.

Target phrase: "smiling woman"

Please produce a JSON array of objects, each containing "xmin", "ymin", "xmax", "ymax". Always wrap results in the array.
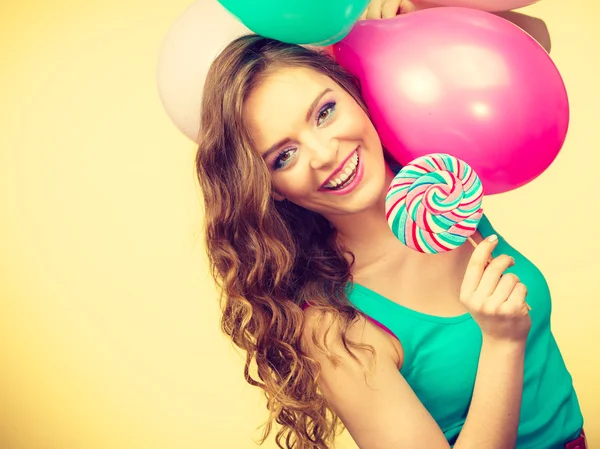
[
  {"xmin": 243, "ymin": 66, "xmax": 383, "ymax": 213},
  {"xmin": 195, "ymin": 35, "xmax": 584, "ymax": 449}
]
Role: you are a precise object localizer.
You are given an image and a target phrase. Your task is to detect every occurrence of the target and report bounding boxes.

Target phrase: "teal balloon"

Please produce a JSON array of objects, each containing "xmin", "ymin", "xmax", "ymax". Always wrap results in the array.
[{"xmin": 217, "ymin": 0, "xmax": 370, "ymax": 45}]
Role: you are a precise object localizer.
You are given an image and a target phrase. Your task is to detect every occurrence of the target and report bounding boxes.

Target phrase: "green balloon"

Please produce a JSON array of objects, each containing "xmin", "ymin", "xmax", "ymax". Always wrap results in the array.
[{"xmin": 217, "ymin": 0, "xmax": 370, "ymax": 45}]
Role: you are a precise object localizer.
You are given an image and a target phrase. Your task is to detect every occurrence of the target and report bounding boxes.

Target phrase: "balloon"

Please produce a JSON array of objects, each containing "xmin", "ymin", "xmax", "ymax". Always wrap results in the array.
[
  {"xmin": 414, "ymin": 0, "xmax": 539, "ymax": 12},
  {"xmin": 157, "ymin": 1, "xmax": 250, "ymax": 143},
  {"xmin": 217, "ymin": 0, "xmax": 369, "ymax": 45},
  {"xmin": 333, "ymin": 7, "xmax": 569, "ymax": 195}
]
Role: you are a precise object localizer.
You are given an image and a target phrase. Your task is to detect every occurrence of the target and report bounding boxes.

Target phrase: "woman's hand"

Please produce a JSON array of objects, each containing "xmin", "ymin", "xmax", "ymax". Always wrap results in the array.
[
  {"xmin": 359, "ymin": 0, "xmax": 420, "ymax": 19},
  {"xmin": 460, "ymin": 235, "xmax": 532, "ymax": 344}
]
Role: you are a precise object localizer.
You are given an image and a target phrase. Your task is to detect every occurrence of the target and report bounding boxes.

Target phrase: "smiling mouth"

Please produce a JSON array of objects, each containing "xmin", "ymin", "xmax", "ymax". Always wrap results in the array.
[{"xmin": 322, "ymin": 150, "xmax": 359, "ymax": 190}]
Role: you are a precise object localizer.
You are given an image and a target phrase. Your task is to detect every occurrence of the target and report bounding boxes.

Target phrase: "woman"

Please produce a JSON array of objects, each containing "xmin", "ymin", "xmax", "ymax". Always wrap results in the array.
[{"xmin": 195, "ymin": 35, "xmax": 584, "ymax": 449}]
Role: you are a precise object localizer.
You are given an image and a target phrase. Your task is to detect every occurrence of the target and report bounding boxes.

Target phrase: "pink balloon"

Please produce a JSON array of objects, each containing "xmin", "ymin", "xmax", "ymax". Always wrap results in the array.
[
  {"xmin": 157, "ymin": 1, "xmax": 250, "ymax": 143},
  {"xmin": 414, "ymin": 0, "xmax": 539, "ymax": 12},
  {"xmin": 333, "ymin": 7, "xmax": 569, "ymax": 195}
]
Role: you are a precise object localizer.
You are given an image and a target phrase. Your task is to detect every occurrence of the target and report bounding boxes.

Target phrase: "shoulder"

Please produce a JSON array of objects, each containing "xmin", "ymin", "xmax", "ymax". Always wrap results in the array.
[
  {"xmin": 301, "ymin": 306, "xmax": 402, "ymax": 369},
  {"xmin": 299, "ymin": 307, "xmax": 451, "ymax": 449}
]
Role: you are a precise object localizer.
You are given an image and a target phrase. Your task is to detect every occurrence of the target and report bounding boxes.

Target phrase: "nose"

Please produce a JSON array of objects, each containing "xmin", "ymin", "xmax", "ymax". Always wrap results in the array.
[{"xmin": 306, "ymin": 136, "xmax": 340, "ymax": 170}]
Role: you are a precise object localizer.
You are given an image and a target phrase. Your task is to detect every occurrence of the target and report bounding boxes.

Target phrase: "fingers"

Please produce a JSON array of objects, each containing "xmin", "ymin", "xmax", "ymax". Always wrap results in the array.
[
  {"xmin": 365, "ymin": 0, "xmax": 383, "ymax": 19},
  {"xmin": 501, "ymin": 282, "xmax": 529, "ymax": 315},
  {"xmin": 460, "ymin": 235, "xmax": 499, "ymax": 300},
  {"xmin": 477, "ymin": 254, "xmax": 515, "ymax": 298},
  {"xmin": 360, "ymin": 0, "xmax": 413, "ymax": 20},
  {"xmin": 398, "ymin": 0, "xmax": 419, "ymax": 13},
  {"xmin": 382, "ymin": 0, "xmax": 402, "ymax": 18},
  {"xmin": 486, "ymin": 273, "xmax": 520, "ymax": 309}
]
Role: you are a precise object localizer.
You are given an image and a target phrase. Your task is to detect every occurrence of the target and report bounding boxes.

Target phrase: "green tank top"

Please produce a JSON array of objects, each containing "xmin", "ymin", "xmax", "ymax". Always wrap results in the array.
[{"xmin": 346, "ymin": 214, "xmax": 583, "ymax": 448}]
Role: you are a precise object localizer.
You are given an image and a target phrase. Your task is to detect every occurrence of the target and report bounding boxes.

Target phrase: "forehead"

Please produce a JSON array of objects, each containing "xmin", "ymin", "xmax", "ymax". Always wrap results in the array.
[
  {"xmin": 248, "ymin": 66, "xmax": 334, "ymax": 110},
  {"xmin": 244, "ymin": 67, "xmax": 336, "ymax": 152}
]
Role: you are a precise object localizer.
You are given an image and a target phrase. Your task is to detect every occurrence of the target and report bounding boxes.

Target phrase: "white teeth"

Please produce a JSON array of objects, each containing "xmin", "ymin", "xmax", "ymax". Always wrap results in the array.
[{"xmin": 324, "ymin": 150, "xmax": 359, "ymax": 189}]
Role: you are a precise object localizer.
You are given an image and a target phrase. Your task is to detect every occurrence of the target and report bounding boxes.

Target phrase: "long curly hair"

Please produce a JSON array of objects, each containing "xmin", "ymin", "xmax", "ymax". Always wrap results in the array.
[{"xmin": 195, "ymin": 35, "xmax": 384, "ymax": 449}]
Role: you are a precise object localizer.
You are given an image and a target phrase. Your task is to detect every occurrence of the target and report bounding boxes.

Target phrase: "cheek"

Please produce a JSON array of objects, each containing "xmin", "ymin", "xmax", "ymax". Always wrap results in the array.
[
  {"xmin": 345, "ymin": 104, "xmax": 376, "ymax": 138},
  {"xmin": 356, "ymin": 113, "xmax": 381, "ymax": 148},
  {"xmin": 273, "ymin": 167, "xmax": 315, "ymax": 199}
]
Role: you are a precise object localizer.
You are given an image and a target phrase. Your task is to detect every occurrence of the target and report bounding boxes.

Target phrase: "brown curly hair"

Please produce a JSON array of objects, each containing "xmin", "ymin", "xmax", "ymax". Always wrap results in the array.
[{"xmin": 195, "ymin": 35, "xmax": 386, "ymax": 449}]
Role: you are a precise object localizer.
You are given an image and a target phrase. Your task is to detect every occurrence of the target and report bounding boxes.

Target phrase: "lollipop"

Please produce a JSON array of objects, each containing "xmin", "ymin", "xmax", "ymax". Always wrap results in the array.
[{"xmin": 386, "ymin": 153, "xmax": 483, "ymax": 254}]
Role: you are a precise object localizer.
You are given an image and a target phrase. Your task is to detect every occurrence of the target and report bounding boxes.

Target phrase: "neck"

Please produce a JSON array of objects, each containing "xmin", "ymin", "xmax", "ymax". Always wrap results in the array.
[{"xmin": 327, "ymin": 163, "xmax": 411, "ymax": 271}]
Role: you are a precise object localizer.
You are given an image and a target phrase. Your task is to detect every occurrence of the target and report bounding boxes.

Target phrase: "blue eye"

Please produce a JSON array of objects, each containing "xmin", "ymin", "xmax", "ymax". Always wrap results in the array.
[
  {"xmin": 273, "ymin": 148, "xmax": 297, "ymax": 170},
  {"xmin": 316, "ymin": 101, "xmax": 336, "ymax": 126}
]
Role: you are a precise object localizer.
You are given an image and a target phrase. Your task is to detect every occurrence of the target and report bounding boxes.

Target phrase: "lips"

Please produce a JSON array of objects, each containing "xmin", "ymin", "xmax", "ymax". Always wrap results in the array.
[{"xmin": 319, "ymin": 147, "xmax": 360, "ymax": 190}]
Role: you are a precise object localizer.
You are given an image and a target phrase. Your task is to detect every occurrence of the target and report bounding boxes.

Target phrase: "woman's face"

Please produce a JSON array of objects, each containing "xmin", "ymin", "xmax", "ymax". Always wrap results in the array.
[{"xmin": 244, "ymin": 66, "xmax": 387, "ymax": 218}]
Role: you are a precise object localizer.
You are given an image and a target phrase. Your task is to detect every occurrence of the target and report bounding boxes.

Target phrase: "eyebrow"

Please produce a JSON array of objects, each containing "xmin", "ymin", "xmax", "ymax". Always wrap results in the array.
[{"xmin": 261, "ymin": 88, "xmax": 333, "ymax": 160}]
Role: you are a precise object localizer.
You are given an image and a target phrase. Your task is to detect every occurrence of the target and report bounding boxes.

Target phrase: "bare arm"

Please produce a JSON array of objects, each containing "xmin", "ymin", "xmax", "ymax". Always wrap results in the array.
[
  {"xmin": 302, "ymin": 310, "xmax": 450, "ymax": 449},
  {"xmin": 302, "ymin": 312, "xmax": 526, "ymax": 449}
]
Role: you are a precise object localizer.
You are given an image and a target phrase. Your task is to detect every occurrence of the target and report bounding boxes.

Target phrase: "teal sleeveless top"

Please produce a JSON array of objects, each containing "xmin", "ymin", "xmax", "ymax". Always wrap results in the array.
[{"xmin": 346, "ymin": 214, "xmax": 583, "ymax": 448}]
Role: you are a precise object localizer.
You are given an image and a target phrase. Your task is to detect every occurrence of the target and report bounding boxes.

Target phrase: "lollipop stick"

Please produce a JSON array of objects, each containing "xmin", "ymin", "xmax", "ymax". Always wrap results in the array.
[
  {"xmin": 467, "ymin": 236, "xmax": 478, "ymax": 249},
  {"xmin": 467, "ymin": 236, "xmax": 489, "ymax": 260},
  {"xmin": 466, "ymin": 236, "xmax": 532, "ymax": 311}
]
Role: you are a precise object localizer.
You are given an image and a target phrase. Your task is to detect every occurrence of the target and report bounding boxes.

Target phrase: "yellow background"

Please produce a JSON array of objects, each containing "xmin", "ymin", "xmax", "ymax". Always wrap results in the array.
[{"xmin": 1, "ymin": 0, "xmax": 598, "ymax": 447}]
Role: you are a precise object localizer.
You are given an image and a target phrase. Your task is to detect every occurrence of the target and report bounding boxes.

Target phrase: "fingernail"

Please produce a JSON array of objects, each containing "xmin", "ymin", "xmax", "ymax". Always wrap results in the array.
[
  {"xmin": 487, "ymin": 234, "xmax": 498, "ymax": 242},
  {"xmin": 510, "ymin": 257, "xmax": 515, "ymax": 265}
]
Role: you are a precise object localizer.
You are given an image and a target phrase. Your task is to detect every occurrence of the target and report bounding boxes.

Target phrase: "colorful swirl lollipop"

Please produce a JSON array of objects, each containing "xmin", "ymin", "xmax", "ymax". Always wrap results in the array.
[{"xmin": 386, "ymin": 153, "xmax": 484, "ymax": 254}]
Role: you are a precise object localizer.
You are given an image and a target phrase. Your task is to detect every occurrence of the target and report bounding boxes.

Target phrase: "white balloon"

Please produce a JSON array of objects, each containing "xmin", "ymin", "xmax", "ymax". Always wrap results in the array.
[{"xmin": 157, "ymin": 1, "xmax": 250, "ymax": 143}]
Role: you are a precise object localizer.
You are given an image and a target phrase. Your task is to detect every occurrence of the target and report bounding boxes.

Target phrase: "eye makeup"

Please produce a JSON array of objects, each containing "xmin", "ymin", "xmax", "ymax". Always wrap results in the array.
[{"xmin": 272, "ymin": 100, "xmax": 337, "ymax": 170}]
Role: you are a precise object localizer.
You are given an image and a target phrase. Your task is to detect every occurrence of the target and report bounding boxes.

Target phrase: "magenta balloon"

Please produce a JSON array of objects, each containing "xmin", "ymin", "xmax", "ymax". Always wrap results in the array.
[
  {"xmin": 414, "ymin": 0, "xmax": 539, "ymax": 11},
  {"xmin": 332, "ymin": 7, "xmax": 569, "ymax": 195}
]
